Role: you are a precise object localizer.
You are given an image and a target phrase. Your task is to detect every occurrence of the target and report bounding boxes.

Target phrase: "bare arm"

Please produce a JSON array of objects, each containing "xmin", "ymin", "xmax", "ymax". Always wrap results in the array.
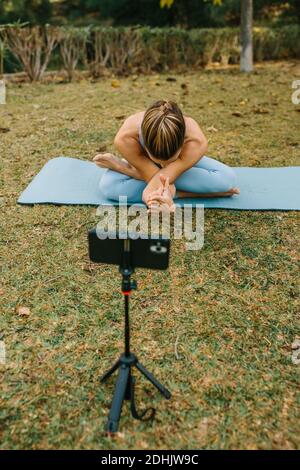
[
  {"xmin": 114, "ymin": 133, "xmax": 159, "ymax": 182},
  {"xmin": 113, "ymin": 114, "xmax": 159, "ymax": 183}
]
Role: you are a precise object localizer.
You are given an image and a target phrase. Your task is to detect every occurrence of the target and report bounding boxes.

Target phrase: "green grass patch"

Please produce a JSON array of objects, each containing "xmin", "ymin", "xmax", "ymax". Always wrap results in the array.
[{"xmin": 0, "ymin": 62, "xmax": 300, "ymax": 449}]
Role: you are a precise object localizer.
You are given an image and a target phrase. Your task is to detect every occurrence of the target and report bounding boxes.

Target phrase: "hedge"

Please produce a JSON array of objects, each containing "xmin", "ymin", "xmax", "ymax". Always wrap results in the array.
[{"xmin": 0, "ymin": 24, "xmax": 299, "ymax": 81}]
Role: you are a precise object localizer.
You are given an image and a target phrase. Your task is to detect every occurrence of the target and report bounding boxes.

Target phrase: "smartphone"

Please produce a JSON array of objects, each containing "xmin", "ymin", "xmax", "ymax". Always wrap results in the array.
[{"xmin": 88, "ymin": 229, "xmax": 170, "ymax": 270}]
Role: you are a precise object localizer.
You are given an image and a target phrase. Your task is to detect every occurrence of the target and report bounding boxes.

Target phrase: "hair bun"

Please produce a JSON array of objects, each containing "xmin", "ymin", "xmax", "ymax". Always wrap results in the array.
[{"xmin": 160, "ymin": 101, "xmax": 170, "ymax": 115}]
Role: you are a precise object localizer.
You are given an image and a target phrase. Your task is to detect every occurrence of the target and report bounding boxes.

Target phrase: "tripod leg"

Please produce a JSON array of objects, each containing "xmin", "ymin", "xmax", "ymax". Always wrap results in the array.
[
  {"xmin": 135, "ymin": 361, "xmax": 171, "ymax": 399},
  {"xmin": 100, "ymin": 359, "xmax": 120, "ymax": 383},
  {"xmin": 105, "ymin": 364, "xmax": 130, "ymax": 433}
]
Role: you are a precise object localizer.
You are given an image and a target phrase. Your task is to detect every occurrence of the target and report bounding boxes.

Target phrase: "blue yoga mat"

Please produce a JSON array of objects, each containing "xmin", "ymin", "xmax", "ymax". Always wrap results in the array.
[{"xmin": 18, "ymin": 156, "xmax": 300, "ymax": 210}]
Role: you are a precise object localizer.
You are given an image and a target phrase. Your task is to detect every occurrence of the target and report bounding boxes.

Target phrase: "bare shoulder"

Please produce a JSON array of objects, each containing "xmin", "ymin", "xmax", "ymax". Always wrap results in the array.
[
  {"xmin": 184, "ymin": 115, "xmax": 204, "ymax": 137},
  {"xmin": 115, "ymin": 111, "xmax": 144, "ymax": 139},
  {"xmin": 183, "ymin": 115, "xmax": 206, "ymax": 143},
  {"xmin": 124, "ymin": 110, "xmax": 144, "ymax": 126}
]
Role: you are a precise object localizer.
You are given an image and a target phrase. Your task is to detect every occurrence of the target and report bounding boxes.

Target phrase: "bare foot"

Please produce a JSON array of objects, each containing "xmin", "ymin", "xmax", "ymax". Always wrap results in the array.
[
  {"xmin": 176, "ymin": 187, "xmax": 240, "ymax": 199},
  {"xmin": 221, "ymin": 187, "xmax": 240, "ymax": 196},
  {"xmin": 93, "ymin": 153, "xmax": 129, "ymax": 171},
  {"xmin": 93, "ymin": 153, "xmax": 143, "ymax": 180}
]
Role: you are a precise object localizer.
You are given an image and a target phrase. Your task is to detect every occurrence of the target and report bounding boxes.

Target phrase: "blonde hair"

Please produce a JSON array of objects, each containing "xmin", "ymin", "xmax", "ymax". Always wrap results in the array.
[{"xmin": 141, "ymin": 99, "xmax": 185, "ymax": 161}]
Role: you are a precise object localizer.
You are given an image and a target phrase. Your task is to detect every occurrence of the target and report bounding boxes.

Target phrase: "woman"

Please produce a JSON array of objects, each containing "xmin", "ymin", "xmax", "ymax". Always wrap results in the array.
[{"xmin": 93, "ymin": 99, "xmax": 239, "ymax": 212}]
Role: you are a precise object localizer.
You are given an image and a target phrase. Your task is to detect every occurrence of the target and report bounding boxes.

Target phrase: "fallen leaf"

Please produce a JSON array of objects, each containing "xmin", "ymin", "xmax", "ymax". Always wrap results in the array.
[
  {"xmin": 253, "ymin": 107, "xmax": 269, "ymax": 114},
  {"xmin": 81, "ymin": 262, "xmax": 96, "ymax": 273},
  {"xmin": 207, "ymin": 126, "xmax": 218, "ymax": 132},
  {"xmin": 232, "ymin": 111, "xmax": 242, "ymax": 117},
  {"xmin": 291, "ymin": 338, "xmax": 300, "ymax": 350},
  {"xmin": 197, "ymin": 417, "xmax": 209, "ymax": 440},
  {"xmin": 96, "ymin": 145, "xmax": 107, "ymax": 152},
  {"xmin": 111, "ymin": 80, "xmax": 121, "ymax": 88},
  {"xmin": 292, "ymin": 350, "xmax": 300, "ymax": 365},
  {"xmin": 16, "ymin": 306, "xmax": 31, "ymax": 316}
]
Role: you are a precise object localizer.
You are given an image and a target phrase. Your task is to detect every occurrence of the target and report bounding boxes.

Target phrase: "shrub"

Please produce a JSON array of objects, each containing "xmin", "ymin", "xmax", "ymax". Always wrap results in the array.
[
  {"xmin": 0, "ymin": 24, "xmax": 60, "ymax": 81},
  {"xmin": 59, "ymin": 26, "xmax": 89, "ymax": 81},
  {"xmin": 1, "ymin": 24, "xmax": 299, "ymax": 80}
]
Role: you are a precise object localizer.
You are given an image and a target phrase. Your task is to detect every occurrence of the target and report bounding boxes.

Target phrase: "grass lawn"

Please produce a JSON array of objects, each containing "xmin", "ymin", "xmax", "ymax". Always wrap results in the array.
[{"xmin": 0, "ymin": 61, "xmax": 300, "ymax": 450}]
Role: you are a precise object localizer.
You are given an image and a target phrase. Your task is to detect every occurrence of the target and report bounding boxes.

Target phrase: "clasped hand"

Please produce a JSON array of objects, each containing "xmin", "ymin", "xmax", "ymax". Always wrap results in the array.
[{"xmin": 143, "ymin": 174, "xmax": 176, "ymax": 213}]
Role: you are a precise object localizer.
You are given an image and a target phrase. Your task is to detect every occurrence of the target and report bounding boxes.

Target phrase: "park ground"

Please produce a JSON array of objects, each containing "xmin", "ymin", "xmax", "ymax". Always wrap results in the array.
[{"xmin": 0, "ymin": 61, "xmax": 300, "ymax": 449}]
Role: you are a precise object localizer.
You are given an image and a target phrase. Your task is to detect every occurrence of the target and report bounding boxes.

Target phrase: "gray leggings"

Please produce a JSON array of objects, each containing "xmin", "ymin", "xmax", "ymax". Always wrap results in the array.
[{"xmin": 99, "ymin": 155, "xmax": 237, "ymax": 203}]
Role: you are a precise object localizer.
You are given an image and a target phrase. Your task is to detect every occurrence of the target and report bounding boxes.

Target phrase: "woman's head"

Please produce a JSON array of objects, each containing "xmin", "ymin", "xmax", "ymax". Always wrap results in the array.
[{"xmin": 141, "ymin": 99, "xmax": 185, "ymax": 163}]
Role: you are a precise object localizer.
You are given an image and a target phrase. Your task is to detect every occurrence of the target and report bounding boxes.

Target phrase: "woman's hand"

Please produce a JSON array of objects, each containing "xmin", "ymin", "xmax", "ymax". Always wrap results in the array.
[{"xmin": 143, "ymin": 176, "xmax": 176, "ymax": 199}]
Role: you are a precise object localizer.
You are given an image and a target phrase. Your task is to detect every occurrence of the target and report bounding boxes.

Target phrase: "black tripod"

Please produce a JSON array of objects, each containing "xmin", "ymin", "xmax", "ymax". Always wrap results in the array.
[{"xmin": 100, "ymin": 241, "xmax": 171, "ymax": 433}]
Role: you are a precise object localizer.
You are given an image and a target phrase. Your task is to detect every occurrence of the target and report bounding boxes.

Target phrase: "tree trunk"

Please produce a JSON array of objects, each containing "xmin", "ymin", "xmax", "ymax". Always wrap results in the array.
[{"xmin": 240, "ymin": 0, "xmax": 253, "ymax": 72}]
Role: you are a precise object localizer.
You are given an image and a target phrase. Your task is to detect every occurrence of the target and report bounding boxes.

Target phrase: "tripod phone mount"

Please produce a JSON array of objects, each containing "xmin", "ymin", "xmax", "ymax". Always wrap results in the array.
[{"xmin": 88, "ymin": 230, "xmax": 171, "ymax": 433}]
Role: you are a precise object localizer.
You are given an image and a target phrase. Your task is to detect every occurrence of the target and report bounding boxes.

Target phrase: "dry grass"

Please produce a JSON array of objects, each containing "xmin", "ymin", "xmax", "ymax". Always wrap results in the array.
[{"xmin": 0, "ymin": 61, "xmax": 300, "ymax": 450}]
